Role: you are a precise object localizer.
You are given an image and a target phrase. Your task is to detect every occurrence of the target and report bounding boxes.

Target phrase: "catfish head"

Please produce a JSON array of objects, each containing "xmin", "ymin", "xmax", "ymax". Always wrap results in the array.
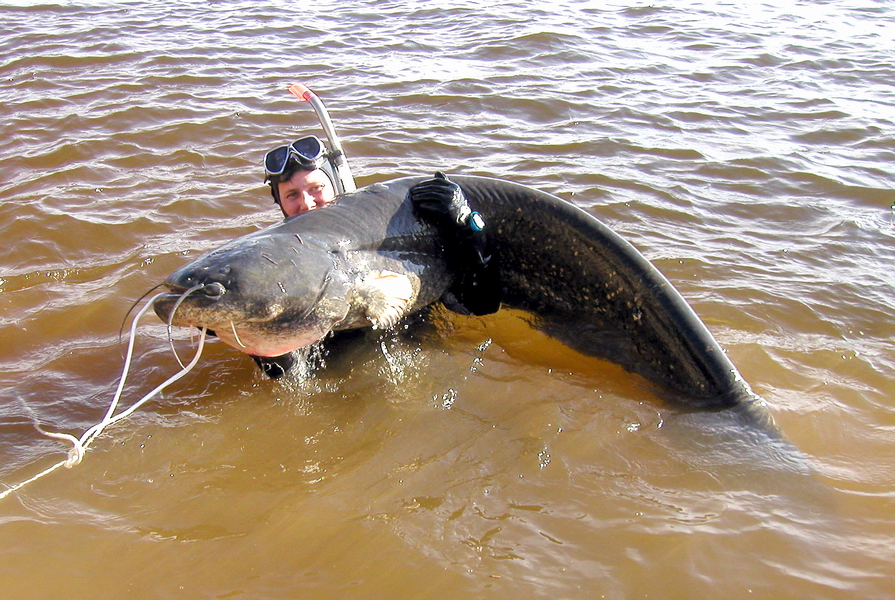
[
  {"xmin": 152, "ymin": 205, "xmax": 435, "ymax": 360},
  {"xmin": 153, "ymin": 229, "xmax": 353, "ymax": 357}
]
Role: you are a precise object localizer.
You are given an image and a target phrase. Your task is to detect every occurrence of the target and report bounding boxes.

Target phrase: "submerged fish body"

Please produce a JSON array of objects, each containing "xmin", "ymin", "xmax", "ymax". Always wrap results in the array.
[{"xmin": 155, "ymin": 176, "xmax": 760, "ymax": 411}]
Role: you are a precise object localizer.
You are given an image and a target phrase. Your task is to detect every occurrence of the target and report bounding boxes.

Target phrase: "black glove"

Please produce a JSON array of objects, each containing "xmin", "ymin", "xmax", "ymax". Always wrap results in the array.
[{"xmin": 409, "ymin": 171, "xmax": 472, "ymax": 227}]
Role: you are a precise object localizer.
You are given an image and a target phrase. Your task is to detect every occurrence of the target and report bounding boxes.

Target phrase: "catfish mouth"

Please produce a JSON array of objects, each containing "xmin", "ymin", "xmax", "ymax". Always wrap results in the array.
[
  {"xmin": 153, "ymin": 275, "xmax": 296, "ymax": 326},
  {"xmin": 152, "ymin": 272, "xmax": 342, "ymax": 358},
  {"xmin": 154, "ymin": 257, "xmax": 337, "ymax": 329},
  {"xmin": 152, "ymin": 281, "xmax": 255, "ymax": 328}
]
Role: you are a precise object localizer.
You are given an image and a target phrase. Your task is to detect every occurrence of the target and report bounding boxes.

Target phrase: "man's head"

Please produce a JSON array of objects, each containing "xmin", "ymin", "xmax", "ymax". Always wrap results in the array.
[{"xmin": 264, "ymin": 136, "xmax": 337, "ymax": 217}]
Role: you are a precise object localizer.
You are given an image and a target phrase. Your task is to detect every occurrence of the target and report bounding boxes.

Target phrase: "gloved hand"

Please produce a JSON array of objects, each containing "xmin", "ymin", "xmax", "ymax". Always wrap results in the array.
[
  {"xmin": 409, "ymin": 171, "xmax": 472, "ymax": 227},
  {"xmin": 409, "ymin": 172, "xmax": 501, "ymax": 316},
  {"xmin": 410, "ymin": 172, "xmax": 489, "ymax": 262}
]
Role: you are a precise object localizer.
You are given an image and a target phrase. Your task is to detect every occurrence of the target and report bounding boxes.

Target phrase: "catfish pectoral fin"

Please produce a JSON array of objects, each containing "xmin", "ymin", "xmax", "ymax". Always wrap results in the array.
[{"xmin": 353, "ymin": 271, "xmax": 414, "ymax": 330}]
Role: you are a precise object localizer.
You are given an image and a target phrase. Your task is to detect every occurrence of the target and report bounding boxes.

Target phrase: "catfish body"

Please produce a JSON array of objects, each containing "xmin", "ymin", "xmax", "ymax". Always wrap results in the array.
[{"xmin": 155, "ymin": 176, "xmax": 759, "ymax": 410}]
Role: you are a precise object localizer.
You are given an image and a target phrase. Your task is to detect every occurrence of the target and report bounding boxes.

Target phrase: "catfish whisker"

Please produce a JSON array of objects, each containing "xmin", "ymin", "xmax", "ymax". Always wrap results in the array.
[
  {"xmin": 230, "ymin": 321, "xmax": 247, "ymax": 349},
  {"xmin": 167, "ymin": 284, "xmax": 207, "ymax": 368}
]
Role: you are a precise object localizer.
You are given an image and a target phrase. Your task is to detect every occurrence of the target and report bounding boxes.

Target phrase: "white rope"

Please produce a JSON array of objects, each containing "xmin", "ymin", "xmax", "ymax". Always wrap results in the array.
[
  {"xmin": 0, "ymin": 294, "xmax": 207, "ymax": 501},
  {"xmin": 167, "ymin": 284, "xmax": 206, "ymax": 369}
]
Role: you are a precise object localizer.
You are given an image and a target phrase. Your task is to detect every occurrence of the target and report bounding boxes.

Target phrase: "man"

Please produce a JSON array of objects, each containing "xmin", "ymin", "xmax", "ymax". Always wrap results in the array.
[{"xmin": 263, "ymin": 135, "xmax": 337, "ymax": 217}]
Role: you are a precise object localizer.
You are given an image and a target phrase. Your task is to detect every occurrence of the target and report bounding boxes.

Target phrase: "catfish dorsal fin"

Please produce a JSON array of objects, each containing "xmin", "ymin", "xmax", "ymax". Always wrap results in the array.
[{"xmin": 354, "ymin": 271, "xmax": 414, "ymax": 330}]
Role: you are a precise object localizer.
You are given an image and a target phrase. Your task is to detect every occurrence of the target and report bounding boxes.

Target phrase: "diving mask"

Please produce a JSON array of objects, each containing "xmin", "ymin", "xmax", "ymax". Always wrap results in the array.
[{"xmin": 264, "ymin": 135, "xmax": 327, "ymax": 181}]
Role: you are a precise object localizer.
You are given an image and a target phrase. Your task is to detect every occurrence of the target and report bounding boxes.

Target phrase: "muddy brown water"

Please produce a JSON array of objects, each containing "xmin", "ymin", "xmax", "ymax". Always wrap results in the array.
[{"xmin": 1, "ymin": 1, "xmax": 894, "ymax": 598}]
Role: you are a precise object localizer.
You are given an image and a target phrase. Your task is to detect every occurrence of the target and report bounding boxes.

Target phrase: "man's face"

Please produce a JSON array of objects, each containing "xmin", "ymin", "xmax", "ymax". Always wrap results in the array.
[{"xmin": 277, "ymin": 168, "xmax": 336, "ymax": 217}]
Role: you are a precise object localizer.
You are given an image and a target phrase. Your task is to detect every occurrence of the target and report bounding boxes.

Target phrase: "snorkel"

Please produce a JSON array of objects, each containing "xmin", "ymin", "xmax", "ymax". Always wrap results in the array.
[{"xmin": 287, "ymin": 83, "xmax": 356, "ymax": 194}]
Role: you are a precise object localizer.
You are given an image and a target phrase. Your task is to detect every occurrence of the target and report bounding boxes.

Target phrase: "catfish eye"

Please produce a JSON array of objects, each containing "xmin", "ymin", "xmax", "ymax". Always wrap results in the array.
[{"xmin": 203, "ymin": 282, "xmax": 226, "ymax": 298}]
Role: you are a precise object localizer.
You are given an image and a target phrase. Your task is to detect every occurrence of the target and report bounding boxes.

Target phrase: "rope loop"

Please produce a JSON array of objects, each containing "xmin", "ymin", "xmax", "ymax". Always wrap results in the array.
[{"xmin": 0, "ymin": 291, "xmax": 207, "ymax": 501}]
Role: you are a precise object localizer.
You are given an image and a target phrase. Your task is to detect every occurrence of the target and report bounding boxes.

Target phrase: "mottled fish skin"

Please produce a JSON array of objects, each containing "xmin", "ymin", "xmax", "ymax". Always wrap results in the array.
[
  {"xmin": 452, "ymin": 175, "xmax": 754, "ymax": 409},
  {"xmin": 155, "ymin": 175, "xmax": 763, "ymax": 415}
]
